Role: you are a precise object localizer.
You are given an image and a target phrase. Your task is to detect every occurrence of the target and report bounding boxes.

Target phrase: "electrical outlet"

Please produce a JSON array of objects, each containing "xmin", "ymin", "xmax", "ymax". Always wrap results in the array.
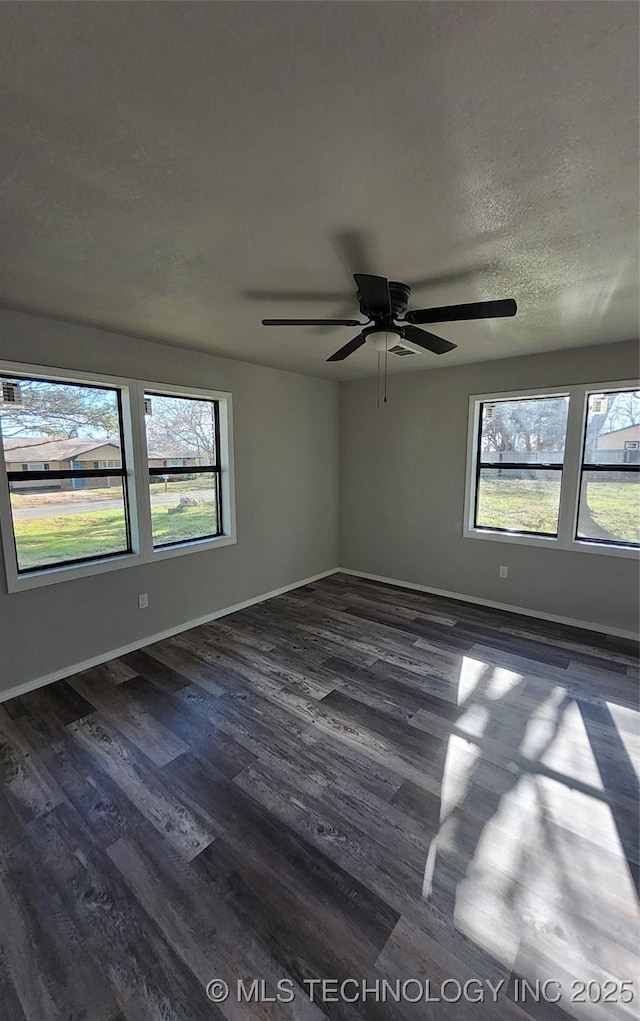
[
  {"xmin": 499, "ymin": 565, "xmax": 508, "ymax": 579},
  {"xmin": 138, "ymin": 593, "xmax": 149, "ymax": 609}
]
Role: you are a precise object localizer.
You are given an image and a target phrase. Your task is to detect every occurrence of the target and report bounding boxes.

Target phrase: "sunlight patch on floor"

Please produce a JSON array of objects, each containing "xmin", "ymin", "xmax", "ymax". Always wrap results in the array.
[{"xmin": 421, "ymin": 655, "xmax": 640, "ymax": 1005}]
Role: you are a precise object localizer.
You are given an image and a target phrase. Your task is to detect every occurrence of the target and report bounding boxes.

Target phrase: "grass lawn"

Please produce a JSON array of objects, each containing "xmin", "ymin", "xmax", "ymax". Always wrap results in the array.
[
  {"xmin": 151, "ymin": 500, "xmax": 218, "ymax": 547},
  {"xmin": 579, "ymin": 478, "xmax": 639, "ymax": 543},
  {"xmin": 477, "ymin": 477, "xmax": 639, "ymax": 542},
  {"xmin": 13, "ymin": 501, "xmax": 218, "ymax": 570}
]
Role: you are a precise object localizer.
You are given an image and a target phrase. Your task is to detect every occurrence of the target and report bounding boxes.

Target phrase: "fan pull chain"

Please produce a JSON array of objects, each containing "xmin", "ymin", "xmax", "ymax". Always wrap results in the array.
[
  {"xmin": 383, "ymin": 334, "xmax": 388, "ymax": 404},
  {"xmin": 376, "ymin": 351, "xmax": 381, "ymax": 408}
]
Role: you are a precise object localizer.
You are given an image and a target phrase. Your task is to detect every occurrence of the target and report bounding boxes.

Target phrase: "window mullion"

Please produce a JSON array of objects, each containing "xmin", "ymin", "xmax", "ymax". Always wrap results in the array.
[
  {"xmin": 127, "ymin": 381, "xmax": 154, "ymax": 560},
  {"xmin": 0, "ymin": 416, "xmax": 21, "ymax": 585},
  {"xmin": 557, "ymin": 385, "xmax": 587, "ymax": 547}
]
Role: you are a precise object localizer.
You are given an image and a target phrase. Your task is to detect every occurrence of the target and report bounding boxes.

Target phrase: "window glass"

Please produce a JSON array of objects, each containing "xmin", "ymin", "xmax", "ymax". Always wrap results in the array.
[
  {"xmin": 8, "ymin": 480, "xmax": 128, "ymax": 571},
  {"xmin": 583, "ymin": 390, "xmax": 640, "ymax": 465},
  {"xmin": 577, "ymin": 471, "xmax": 640, "ymax": 545},
  {"xmin": 144, "ymin": 392, "xmax": 221, "ymax": 549},
  {"xmin": 476, "ymin": 468, "xmax": 562, "ymax": 535},
  {"xmin": 0, "ymin": 377, "xmax": 120, "ymax": 457},
  {"xmin": 475, "ymin": 395, "xmax": 569, "ymax": 536},
  {"xmin": 577, "ymin": 389, "xmax": 640, "ymax": 547},
  {"xmin": 0, "ymin": 374, "xmax": 129, "ymax": 572},
  {"xmin": 480, "ymin": 396, "xmax": 569, "ymax": 464}
]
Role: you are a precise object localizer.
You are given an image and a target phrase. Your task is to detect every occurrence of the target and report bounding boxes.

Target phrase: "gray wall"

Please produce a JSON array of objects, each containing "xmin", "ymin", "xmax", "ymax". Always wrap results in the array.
[
  {"xmin": 340, "ymin": 340, "xmax": 639, "ymax": 635},
  {"xmin": 0, "ymin": 309, "xmax": 339, "ymax": 693}
]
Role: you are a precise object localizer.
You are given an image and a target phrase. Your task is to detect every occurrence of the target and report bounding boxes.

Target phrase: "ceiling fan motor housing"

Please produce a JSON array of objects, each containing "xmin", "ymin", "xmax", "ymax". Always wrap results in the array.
[{"xmin": 357, "ymin": 280, "xmax": 411, "ymax": 320}]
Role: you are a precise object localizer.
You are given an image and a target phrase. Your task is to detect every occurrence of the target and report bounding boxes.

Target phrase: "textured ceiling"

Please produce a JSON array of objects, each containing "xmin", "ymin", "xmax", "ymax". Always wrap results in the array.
[{"xmin": 0, "ymin": 1, "xmax": 638, "ymax": 380}]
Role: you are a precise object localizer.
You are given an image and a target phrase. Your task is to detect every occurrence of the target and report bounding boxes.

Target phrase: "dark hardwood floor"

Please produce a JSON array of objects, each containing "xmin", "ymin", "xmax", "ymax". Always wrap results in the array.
[{"xmin": 0, "ymin": 573, "xmax": 638, "ymax": 1021}]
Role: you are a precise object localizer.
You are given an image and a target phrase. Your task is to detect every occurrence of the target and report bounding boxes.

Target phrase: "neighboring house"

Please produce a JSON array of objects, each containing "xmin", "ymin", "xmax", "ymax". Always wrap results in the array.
[
  {"xmin": 596, "ymin": 424, "xmax": 640, "ymax": 463},
  {"xmin": 3, "ymin": 437, "xmax": 202, "ymax": 490},
  {"xmin": 4, "ymin": 438, "xmax": 123, "ymax": 490},
  {"xmin": 146, "ymin": 448, "xmax": 204, "ymax": 470}
]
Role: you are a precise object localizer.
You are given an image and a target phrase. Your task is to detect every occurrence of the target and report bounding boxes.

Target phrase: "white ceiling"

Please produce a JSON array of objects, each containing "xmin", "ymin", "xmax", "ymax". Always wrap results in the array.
[{"xmin": 0, "ymin": 2, "xmax": 638, "ymax": 380}]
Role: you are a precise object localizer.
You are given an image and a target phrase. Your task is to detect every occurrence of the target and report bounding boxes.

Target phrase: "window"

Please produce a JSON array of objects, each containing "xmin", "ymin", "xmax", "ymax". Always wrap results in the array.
[
  {"xmin": 576, "ymin": 389, "xmax": 640, "ymax": 546},
  {"xmin": 474, "ymin": 395, "xmax": 569, "ymax": 537},
  {"xmin": 0, "ymin": 362, "xmax": 235, "ymax": 592},
  {"xmin": 143, "ymin": 391, "xmax": 222, "ymax": 549},
  {"xmin": 465, "ymin": 381, "xmax": 639, "ymax": 556},
  {"xmin": 0, "ymin": 374, "xmax": 131, "ymax": 574}
]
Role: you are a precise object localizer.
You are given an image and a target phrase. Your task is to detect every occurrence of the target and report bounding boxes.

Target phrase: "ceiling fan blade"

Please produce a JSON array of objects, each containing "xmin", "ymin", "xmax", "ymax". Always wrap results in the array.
[
  {"xmin": 262, "ymin": 318, "xmax": 363, "ymax": 327},
  {"xmin": 403, "ymin": 325, "xmax": 457, "ymax": 355},
  {"xmin": 405, "ymin": 298, "xmax": 517, "ymax": 325},
  {"xmin": 245, "ymin": 289, "xmax": 348, "ymax": 302},
  {"xmin": 326, "ymin": 333, "xmax": 367, "ymax": 362},
  {"xmin": 334, "ymin": 229, "xmax": 375, "ymax": 276},
  {"xmin": 354, "ymin": 274, "xmax": 391, "ymax": 317}
]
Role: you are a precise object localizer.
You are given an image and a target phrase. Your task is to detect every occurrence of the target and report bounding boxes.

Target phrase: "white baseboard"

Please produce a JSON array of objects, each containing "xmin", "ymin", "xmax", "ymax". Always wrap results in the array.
[
  {"xmin": 338, "ymin": 568, "xmax": 640, "ymax": 642},
  {"xmin": 0, "ymin": 568, "xmax": 340, "ymax": 704}
]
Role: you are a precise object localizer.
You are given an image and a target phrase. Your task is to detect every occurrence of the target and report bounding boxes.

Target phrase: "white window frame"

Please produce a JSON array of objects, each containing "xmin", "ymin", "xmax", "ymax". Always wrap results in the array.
[
  {"xmin": 0, "ymin": 361, "xmax": 236, "ymax": 593},
  {"xmin": 463, "ymin": 379, "xmax": 640, "ymax": 560},
  {"xmin": 137, "ymin": 380, "xmax": 236, "ymax": 565}
]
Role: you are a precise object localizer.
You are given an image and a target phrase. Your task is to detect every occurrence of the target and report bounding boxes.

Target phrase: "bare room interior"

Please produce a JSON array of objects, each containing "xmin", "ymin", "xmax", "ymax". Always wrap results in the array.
[{"xmin": 0, "ymin": 3, "xmax": 638, "ymax": 1020}]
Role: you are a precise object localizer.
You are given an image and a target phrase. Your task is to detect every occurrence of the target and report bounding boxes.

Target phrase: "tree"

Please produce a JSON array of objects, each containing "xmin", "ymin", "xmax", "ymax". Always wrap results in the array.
[
  {"xmin": 0, "ymin": 380, "xmax": 118, "ymax": 439},
  {"xmin": 583, "ymin": 390, "xmax": 640, "ymax": 458},
  {"xmin": 144, "ymin": 395, "xmax": 216, "ymax": 462},
  {"xmin": 482, "ymin": 397, "xmax": 568, "ymax": 457}
]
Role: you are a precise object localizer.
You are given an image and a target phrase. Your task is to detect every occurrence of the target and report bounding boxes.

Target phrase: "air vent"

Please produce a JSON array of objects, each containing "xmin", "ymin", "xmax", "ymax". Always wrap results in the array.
[
  {"xmin": 389, "ymin": 343, "xmax": 417, "ymax": 357},
  {"xmin": 591, "ymin": 396, "xmax": 608, "ymax": 415},
  {"xmin": 1, "ymin": 380, "xmax": 22, "ymax": 405}
]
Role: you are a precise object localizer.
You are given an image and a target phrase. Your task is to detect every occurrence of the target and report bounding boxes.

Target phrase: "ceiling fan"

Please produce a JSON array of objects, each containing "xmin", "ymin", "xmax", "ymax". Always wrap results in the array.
[{"xmin": 261, "ymin": 274, "xmax": 517, "ymax": 362}]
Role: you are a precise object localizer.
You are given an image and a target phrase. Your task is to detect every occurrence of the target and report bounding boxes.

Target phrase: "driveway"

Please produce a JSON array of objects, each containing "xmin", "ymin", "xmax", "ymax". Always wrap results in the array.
[{"xmin": 12, "ymin": 491, "xmax": 191, "ymax": 521}]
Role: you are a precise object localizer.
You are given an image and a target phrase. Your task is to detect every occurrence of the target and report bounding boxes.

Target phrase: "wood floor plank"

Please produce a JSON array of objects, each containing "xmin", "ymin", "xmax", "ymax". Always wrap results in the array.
[
  {"xmin": 68, "ymin": 671, "xmax": 189, "ymax": 766},
  {"xmin": 118, "ymin": 676, "xmax": 257, "ymax": 779},
  {"xmin": 107, "ymin": 832, "xmax": 328, "ymax": 1021},
  {"xmin": 0, "ymin": 705, "xmax": 67, "ymax": 823},
  {"xmin": 142, "ymin": 637, "xmax": 236, "ymax": 694},
  {"xmin": 0, "ymin": 576, "xmax": 637, "ymax": 1020},
  {"xmin": 67, "ymin": 715, "xmax": 218, "ymax": 859},
  {"xmin": 4, "ymin": 679, "xmax": 94, "ymax": 728},
  {"xmin": 0, "ymin": 817, "xmax": 119, "ymax": 1021},
  {"xmin": 22, "ymin": 801, "xmax": 223, "ymax": 1021},
  {"xmin": 232, "ymin": 758, "xmax": 430, "ymax": 915},
  {"xmin": 0, "ymin": 782, "xmax": 24, "ymax": 855},
  {"xmin": 73, "ymin": 657, "xmax": 139, "ymax": 687},
  {"xmin": 118, "ymin": 648, "xmax": 192, "ymax": 694}
]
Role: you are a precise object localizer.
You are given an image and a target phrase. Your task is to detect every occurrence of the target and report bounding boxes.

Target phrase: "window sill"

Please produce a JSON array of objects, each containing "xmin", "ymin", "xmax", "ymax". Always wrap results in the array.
[
  {"xmin": 6, "ymin": 550, "xmax": 144, "ymax": 593},
  {"xmin": 5, "ymin": 533, "xmax": 238, "ymax": 592},
  {"xmin": 463, "ymin": 528, "xmax": 639, "ymax": 559},
  {"xmin": 150, "ymin": 532, "xmax": 237, "ymax": 562}
]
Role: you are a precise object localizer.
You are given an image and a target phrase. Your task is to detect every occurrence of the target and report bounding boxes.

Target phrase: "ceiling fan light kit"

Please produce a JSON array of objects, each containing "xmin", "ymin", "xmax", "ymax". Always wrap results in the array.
[{"xmin": 367, "ymin": 329, "xmax": 403, "ymax": 352}]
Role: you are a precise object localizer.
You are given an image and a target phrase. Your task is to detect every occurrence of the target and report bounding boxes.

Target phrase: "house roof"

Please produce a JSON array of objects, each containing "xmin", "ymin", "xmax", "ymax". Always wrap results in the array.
[
  {"xmin": 3, "ymin": 437, "xmax": 119, "ymax": 462},
  {"xmin": 3, "ymin": 436, "xmax": 202, "ymax": 462},
  {"xmin": 598, "ymin": 423, "xmax": 640, "ymax": 437},
  {"xmin": 2, "ymin": 437, "xmax": 46, "ymax": 449}
]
